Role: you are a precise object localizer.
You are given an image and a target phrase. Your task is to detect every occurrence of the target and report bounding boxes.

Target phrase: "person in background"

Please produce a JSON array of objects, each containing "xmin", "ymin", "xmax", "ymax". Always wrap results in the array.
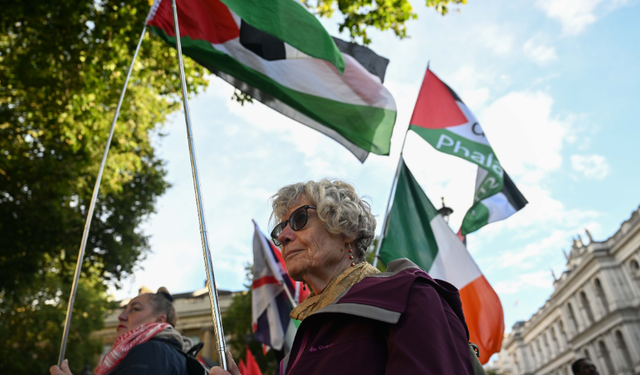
[
  {"xmin": 50, "ymin": 287, "xmax": 194, "ymax": 375},
  {"xmin": 572, "ymin": 358, "xmax": 599, "ymax": 375},
  {"xmin": 211, "ymin": 178, "xmax": 476, "ymax": 375}
]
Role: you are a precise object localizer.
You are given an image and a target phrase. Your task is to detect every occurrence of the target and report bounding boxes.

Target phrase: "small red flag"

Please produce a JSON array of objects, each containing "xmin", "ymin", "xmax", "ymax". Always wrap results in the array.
[
  {"xmin": 238, "ymin": 359, "xmax": 247, "ymax": 375},
  {"xmin": 244, "ymin": 347, "xmax": 262, "ymax": 375}
]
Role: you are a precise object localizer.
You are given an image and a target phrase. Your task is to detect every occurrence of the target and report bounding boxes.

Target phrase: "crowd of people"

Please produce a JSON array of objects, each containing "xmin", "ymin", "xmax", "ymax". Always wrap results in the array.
[{"xmin": 50, "ymin": 179, "xmax": 600, "ymax": 375}]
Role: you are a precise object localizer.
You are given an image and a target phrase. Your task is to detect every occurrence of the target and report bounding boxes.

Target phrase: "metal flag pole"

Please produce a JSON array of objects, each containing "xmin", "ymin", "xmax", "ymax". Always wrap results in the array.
[
  {"xmin": 372, "ymin": 132, "xmax": 407, "ymax": 268},
  {"xmin": 372, "ymin": 61, "xmax": 431, "ymax": 268},
  {"xmin": 170, "ymin": 0, "xmax": 228, "ymax": 370},
  {"xmin": 57, "ymin": 25, "xmax": 148, "ymax": 366}
]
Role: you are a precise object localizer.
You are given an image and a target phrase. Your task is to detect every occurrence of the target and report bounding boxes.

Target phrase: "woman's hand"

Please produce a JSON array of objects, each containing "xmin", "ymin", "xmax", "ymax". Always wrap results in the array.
[
  {"xmin": 50, "ymin": 359, "xmax": 73, "ymax": 375},
  {"xmin": 208, "ymin": 351, "xmax": 241, "ymax": 375}
]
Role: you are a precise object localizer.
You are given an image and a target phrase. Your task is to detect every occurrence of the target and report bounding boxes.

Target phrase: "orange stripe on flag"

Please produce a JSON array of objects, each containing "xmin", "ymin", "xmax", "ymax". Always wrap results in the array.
[{"xmin": 459, "ymin": 275, "xmax": 504, "ymax": 365}]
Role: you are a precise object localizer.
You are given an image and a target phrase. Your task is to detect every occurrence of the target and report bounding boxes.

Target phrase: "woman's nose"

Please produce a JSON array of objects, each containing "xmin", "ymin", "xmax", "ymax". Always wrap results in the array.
[
  {"xmin": 278, "ymin": 224, "xmax": 296, "ymax": 245},
  {"xmin": 118, "ymin": 310, "xmax": 127, "ymax": 321}
]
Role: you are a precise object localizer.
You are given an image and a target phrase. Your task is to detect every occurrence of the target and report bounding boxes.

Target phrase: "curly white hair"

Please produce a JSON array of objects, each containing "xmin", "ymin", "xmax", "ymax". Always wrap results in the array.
[{"xmin": 270, "ymin": 179, "xmax": 376, "ymax": 262}]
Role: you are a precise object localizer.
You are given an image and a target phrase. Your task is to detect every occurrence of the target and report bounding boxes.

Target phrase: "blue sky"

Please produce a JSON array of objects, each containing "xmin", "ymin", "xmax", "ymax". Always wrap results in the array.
[{"xmin": 113, "ymin": 0, "xmax": 640, "ymax": 342}]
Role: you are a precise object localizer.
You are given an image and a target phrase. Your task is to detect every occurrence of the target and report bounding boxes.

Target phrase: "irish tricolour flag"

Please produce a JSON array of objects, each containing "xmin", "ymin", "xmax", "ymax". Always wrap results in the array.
[
  {"xmin": 146, "ymin": 0, "xmax": 397, "ymax": 162},
  {"xmin": 379, "ymin": 160, "xmax": 504, "ymax": 364}
]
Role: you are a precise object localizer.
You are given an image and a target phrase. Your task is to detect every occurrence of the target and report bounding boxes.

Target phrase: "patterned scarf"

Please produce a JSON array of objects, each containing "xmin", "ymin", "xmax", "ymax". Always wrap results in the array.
[
  {"xmin": 95, "ymin": 322, "xmax": 170, "ymax": 375},
  {"xmin": 290, "ymin": 262, "xmax": 380, "ymax": 321}
]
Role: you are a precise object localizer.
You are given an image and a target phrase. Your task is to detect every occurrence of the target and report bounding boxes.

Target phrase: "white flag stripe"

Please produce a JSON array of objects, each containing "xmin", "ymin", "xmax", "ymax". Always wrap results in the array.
[
  {"xmin": 482, "ymin": 192, "xmax": 518, "ymax": 222},
  {"xmin": 211, "ymin": 39, "xmax": 394, "ymax": 109},
  {"xmin": 445, "ymin": 102, "xmax": 491, "ymax": 147},
  {"xmin": 428, "ymin": 215, "xmax": 482, "ymax": 289}
]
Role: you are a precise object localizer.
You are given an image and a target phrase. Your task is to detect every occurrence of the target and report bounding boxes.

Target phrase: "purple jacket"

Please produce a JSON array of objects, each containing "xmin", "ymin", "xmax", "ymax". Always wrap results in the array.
[{"xmin": 280, "ymin": 259, "xmax": 474, "ymax": 375}]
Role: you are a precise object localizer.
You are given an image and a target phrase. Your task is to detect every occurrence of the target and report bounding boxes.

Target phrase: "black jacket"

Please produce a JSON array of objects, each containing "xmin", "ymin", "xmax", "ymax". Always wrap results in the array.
[{"xmin": 110, "ymin": 338, "xmax": 189, "ymax": 375}]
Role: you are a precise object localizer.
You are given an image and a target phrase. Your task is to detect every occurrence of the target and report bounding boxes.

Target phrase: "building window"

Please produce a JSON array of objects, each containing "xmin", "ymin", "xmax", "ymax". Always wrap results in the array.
[
  {"xmin": 615, "ymin": 330, "xmax": 633, "ymax": 370},
  {"xmin": 537, "ymin": 340, "xmax": 544, "ymax": 364},
  {"xmin": 630, "ymin": 259, "xmax": 639, "ymax": 272},
  {"xmin": 543, "ymin": 334, "xmax": 551, "ymax": 358},
  {"xmin": 594, "ymin": 278, "xmax": 609, "ymax": 314},
  {"xmin": 598, "ymin": 340, "xmax": 615, "ymax": 375},
  {"xmin": 513, "ymin": 355, "xmax": 521, "ymax": 373},
  {"xmin": 580, "ymin": 291, "xmax": 595, "ymax": 324},
  {"xmin": 551, "ymin": 326, "xmax": 560, "ymax": 353},
  {"xmin": 530, "ymin": 343, "xmax": 537, "ymax": 366},
  {"xmin": 558, "ymin": 320, "xmax": 567, "ymax": 344},
  {"xmin": 584, "ymin": 348, "xmax": 591, "ymax": 360},
  {"xmin": 567, "ymin": 303, "xmax": 578, "ymax": 333}
]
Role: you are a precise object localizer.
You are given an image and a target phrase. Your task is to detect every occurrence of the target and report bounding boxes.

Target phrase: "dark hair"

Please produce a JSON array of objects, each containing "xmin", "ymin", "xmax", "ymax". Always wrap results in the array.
[
  {"xmin": 572, "ymin": 358, "xmax": 588, "ymax": 374},
  {"xmin": 147, "ymin": 287, "xmax": 178, "ymax": 327}
]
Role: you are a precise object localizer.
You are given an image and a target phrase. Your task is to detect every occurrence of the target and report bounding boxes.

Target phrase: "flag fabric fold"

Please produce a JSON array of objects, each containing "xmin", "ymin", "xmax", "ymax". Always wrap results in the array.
[
  {"xmin": 146, "ymin": 0, "xmax": 397, "ymax": 162},
  {"xmin": 251, "ymin": 222, "xmax": 308, "ymax": 352},
  {"xmin": 379, "ymin": 160, "xmax": 504, "ymax": 364},
  {"xmin": 461, "ymin": 167, "xmax": 528, "ymax": 235},
  {"xmin": 218, "ymin": 0, "xmax": 345, "ymax": 73},
  {"xmin": 408, "ymin": 67, "xmax": 526, "ymax": 234}
]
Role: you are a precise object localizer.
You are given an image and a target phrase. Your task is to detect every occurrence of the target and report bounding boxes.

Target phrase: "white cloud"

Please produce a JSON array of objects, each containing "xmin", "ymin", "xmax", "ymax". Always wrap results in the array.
[
  {"xmin": 479, "ymin": 26, "xmax": 515, "ymax": 56},
  {"xmin": 448, "ymin": 66, "xmax": 494, "ymax": 110},
  {"xmin": 535, "ymin": 0, "xmax": 628, "ymax": 35},
  {"xmin": 571, "ymin": 154, "xmax": 610, "ymax": 180},
  {"xmin": 494, "ymin": 271, "xmax": 554, "ymax": 294},
  {"xmin": 523, "ymin": 38, "xmax": 558, "ymax": 66},
  {"xmin": 481, "ymin": 91, "xmax": 572, "ymax": 183}
]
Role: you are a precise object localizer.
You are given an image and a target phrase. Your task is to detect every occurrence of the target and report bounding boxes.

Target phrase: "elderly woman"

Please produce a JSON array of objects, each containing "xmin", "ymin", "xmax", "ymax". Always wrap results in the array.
[
  {"xmin": 50, "ymin": 288, "xmax": 196, "ymax": 375},
  {"xmin": 213, "ymin": 179, "xmax": 475, "ymax": 375}
]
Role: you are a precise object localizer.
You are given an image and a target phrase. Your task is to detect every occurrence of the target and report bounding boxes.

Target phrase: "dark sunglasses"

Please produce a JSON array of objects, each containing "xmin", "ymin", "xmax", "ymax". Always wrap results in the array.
[{"xmin": 271, "ymin": 205, "xmax": 316, "ymax": 246}]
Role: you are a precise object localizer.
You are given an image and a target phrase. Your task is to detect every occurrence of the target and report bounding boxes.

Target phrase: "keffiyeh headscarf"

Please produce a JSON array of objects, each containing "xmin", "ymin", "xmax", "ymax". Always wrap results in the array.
[{"xmin": 95, "ymin": 322, "xmax": 170, "ymax": 375}]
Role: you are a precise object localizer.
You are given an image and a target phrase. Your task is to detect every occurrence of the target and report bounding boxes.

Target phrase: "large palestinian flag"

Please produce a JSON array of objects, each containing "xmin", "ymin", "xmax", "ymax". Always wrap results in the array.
[
  {"xmin": 146, "ymin": 0, "xmax": 397, "ymax": 162},
  {"xmin": 379, "ymin": 160, "xmax": 504, "ymax": 364},
  {"xmin": 409, "ymin": 67, "xmax": 525, "ymax": 234}
]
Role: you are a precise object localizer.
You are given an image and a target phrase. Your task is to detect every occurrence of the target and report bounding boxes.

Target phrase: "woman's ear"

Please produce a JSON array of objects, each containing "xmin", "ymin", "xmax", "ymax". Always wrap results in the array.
[
  {"xmin": 155, "ymin": 314, "xmax": 167, "ymax": 323},
  {"xmin": 345, "ymin": 237, "xmax": 358, "ymax": 247}
]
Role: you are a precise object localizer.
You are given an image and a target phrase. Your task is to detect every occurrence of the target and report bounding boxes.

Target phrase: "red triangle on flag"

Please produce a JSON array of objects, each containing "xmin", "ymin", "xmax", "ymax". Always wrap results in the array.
[{"xmin": 410, "ymin": 68, "xmax": 468, "ymax": 130}]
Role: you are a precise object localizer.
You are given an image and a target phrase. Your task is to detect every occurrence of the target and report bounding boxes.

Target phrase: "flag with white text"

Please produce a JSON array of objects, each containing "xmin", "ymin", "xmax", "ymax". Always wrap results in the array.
[{"xmin": 409, "ymin": 68, "xmax": 526, "ymax": 234}]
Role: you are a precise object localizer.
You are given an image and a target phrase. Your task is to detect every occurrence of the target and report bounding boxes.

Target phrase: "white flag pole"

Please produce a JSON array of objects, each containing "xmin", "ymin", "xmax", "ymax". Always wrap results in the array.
[
  {"xmin": 170, "ymin": 0, "xmax": 228, "ymax": 369},
  {"xmin": 57, "ymin": 25, "xmax": 148, "ymax": 366}
]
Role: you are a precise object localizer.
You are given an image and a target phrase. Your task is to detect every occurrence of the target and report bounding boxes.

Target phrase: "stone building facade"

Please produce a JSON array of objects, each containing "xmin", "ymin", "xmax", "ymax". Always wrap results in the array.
[
  {"xmin": 93, "ymin": 285, "xmax": 239, "ymax": 363},
  {"xmin": 497, "ymin": 205, "xmax": 640, "ymax": 375}
]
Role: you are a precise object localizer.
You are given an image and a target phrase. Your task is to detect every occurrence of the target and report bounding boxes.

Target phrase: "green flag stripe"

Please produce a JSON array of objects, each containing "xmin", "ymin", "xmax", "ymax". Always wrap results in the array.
[
  {"xmin": 151, "ymin": 27, "xmax": 395, "ymax": 155},
  {"xmin": 219, "ymin": 0, "xmax": 345, "ymax": 73},
  {"xmin": 460, "ymin": 201, "xmax": 490, "ymax": 236},
  {"xmin": 409, "ymin": 125, "xmax": 503, "ymax": 180},
  {"xmin": 379, "ymin": 161, "xmax": 439, "ymax": 270}
]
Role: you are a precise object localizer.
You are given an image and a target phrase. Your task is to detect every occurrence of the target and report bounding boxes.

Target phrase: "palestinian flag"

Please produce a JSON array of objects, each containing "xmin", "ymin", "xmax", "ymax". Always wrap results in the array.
[
  {"xmin": 379, "ymin": 160, "xmax": 504, "ymax": 364},
  {"xmin": 461, "ymin": 167, "xmax": 528, "ymax": 235},
  {"xmin": 146, "ymin": 0, "xmax": 397, "ymax": 162},
  {"xmin": 409, "ymin": 67, "xmax": 525, "ymax": 234}
]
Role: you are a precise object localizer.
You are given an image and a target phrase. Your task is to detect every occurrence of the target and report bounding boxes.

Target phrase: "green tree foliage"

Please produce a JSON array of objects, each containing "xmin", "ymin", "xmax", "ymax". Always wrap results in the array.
[
  {"xmin": 0, "ymin": 0, "xmax": 207, "ymax": 370},
  {"xmin": 303, "ymin": 0, "xmax": 468, "ymax": 45},
  {"xmin": 223, "ymin": 265, "xmax": 279, "ymax": 374},
  {"xmin": 0, "ymin": 256, "xmax": 114, "ymax": 374}
]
